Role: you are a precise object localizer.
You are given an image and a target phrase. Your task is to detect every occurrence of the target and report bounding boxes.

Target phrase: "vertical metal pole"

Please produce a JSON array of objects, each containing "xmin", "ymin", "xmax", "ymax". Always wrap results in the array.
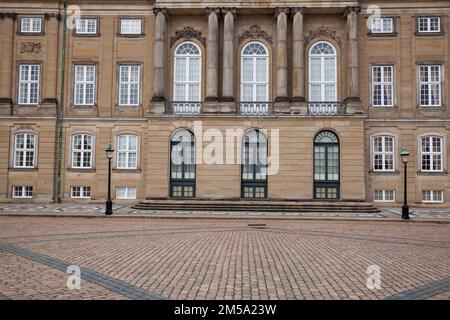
[
  {"xmin": 105, "ymin": 157, "xmax": 113, "ymax": 215},
  {"xmin": 402, "ymin": 162, "xmax": 409, "ymax": 219}
]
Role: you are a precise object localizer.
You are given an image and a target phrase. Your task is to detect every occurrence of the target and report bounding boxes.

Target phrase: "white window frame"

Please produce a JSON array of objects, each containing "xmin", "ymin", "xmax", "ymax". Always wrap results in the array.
[
  {"xmin": 12, "ymin": 186, "xmax": 33, "ymax": 198},
  {"xmin": 118, "ymin": 65, "xmax": 141, "ymax": 106},
  {"xmin": 372, "ymin": 65, "xmax": 394, "ymax": 107},
  {"xmin": 13, "ymin": 132, "xmax": 36, "ymax": 168},
  {"xmin": 308, "ymin": 41, "xmax": 337, "ymax": 102},
  {"xmin": 20, "ymin": 17, "xmax": 42, "ymax": 33},
  {"xmin": 116, "ymin": 134, "xmax": 138, "ymax": 169},
  {"xmin": 70, "ymin": 186, "xmax": 91, "ymax": 199},
  {"xmin": 116, "ymin": 186, "xmax": 137, "ymax": 199},
  {"xmin": 71, "ymin": 134, "xmax": 94, "ymax": 169},
  {"xmin": 371, "ymin": 17, "xmax": 394, "ymax": 33},
  {"xmin": 18, "ymin": 64, "xmax": 40, "ymax": 105},
  {"xmin": 240, "ymin": 41, "xmax": 269, "ymax": 102},
  {"xmin": 374, "ymin": 189, "xmax": 395, "ymax": 202},
  {"xmin": 75, "ymin": 18, "xmax": 97, "ymax": 35},
  {"xmin": 173, "ymin": 42, "xmax": 202, "ymax": 102},
  {"xmin": 120, "ymin": 18, "xmax": 142, "ymax": 35},
  {"xmin": 422, "ymin": 190, "xmax": 444, "ymax": 203},
  {"xmin": 420, "ymin": 135, "xmax": 443, "ymax": 172},
  {"xmin": 418, "ymin": 65, "xmax": 442, "ymax": 107},
  {"xmin": 418, "ymin": 17, "xmax": 441, "ymax": 33},
  {"xmin": 372, "ymin": 135, "xmax": 395, "ymax": 172},
  {"xmin": 74, "ymin": 65, "xmax": 96, "ymax": 105}
]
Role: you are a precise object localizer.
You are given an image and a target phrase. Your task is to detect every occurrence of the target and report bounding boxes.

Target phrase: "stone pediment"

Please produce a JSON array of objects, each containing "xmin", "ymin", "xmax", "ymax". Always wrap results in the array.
[{"xmin": 304, "ymin": 26, "xmax": 341, "ymax": 46}]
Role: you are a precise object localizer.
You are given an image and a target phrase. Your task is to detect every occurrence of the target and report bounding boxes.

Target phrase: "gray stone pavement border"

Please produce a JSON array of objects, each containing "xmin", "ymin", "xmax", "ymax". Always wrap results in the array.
[
  {"xmin": 385, "ymin": 276, "xmax": 450, "ymax": 300},
  {"xmin": 0, "ymin": 292, "xmax": 10, "ymax": 300},
  {"xmin": 0, "ymin": 243, "xmax": 166, "ymax": 300}
]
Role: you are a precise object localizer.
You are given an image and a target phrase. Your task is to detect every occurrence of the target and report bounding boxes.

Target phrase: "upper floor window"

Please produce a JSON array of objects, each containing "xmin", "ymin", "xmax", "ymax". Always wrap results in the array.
[
  {"xmin": 72, "ymin": 134, "xmax": 93, "ymax": 169},
  {"xmin": 18, "ymin": 64, "xmax": 40, "ymax": 105},
  {"xmin": 241, "ymin": 42, "xmax": 269, "ymax": 102},
  {"xmin": 370, "ymin": 17, "xmax": 394, "ymax": 33},
  {"xmin": 74, "ymin": 65, "xmax": 96, "ymax": 106},
  {"xmin": 119, "ymin": 65, "xmax": 140, "ymax": 106},
  {"xmin": 173, "ymin": 42, "xmax": 201, "ymax": 102},
  {"xmin": 372, "ymin": 66, "xmax": 393, "ymax": 107},
  {"xmin": 120, "ymin": 18, "xmax": 142, "ymax": 35},
  {"xmin": 117, "ymin": 134, "xmax": 138, "ymax": 169},
  {"xmin": 309, "ymin": 42, "xmax": 336, "ymax": 102},
  {"xmin": 20, "ymin": 17, "xmax": 42, "ymax": 33},
  {"xmin": 419, "ymin": 65, "xmax": 441, "ymax": 107},
  {"xmin": 418, "ymin": 17, "xmax": 440, "ymax": 33},
  {"xmin": 14, "ymin": 132, "xmax": 36, "ymax": 168},
  {"xmin": 421, "ymin": 136, "xmax": 443, "ymax": 172},
  {"xmin": 372, "ymin": 135, "xmax": 395, "ymax": 171},
  {"xmin": 75, "ymin": 18, "xmax": 97, "ymax": 35}
]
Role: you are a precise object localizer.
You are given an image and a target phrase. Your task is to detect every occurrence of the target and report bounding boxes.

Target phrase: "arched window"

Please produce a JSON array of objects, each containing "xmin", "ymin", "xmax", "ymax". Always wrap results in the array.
[
  {"xmin": 241, "ymin": 129, "xmax": 268, "ymax": 199},
  {"xmin": 309, "ymin": 42, "xmax": 337, "ymax": 102},
  {"xmin": 117, "ymin": 134, "xmax": 138, "ymax": 169},
  {"xmin": 71, "ymin": 134, "xmax": 93, "ymax": 169},
  {"xmin": 170, "ymin": 129, "xmax": 196, "ymax": 198},
  {"xmin": 313, "ymin": 130, "xmax": 340, "ymax": 199},
  {"xmin": 241, "ymin": 42, "xmax": 269, "ymax": 103},
  {"xmin": 173, "ymin": 42, "xmax": 201, "ymax": 102},
  {"xmin": 13, "ymin": 132, "xmax": 36, "ymax": 168}
]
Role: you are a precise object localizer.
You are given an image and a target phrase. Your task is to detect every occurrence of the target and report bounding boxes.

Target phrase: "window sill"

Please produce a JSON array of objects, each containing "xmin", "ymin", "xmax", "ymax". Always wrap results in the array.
[
  {"xmin": 367, "ymin": 32, "xmax": 398, "ymax": 37},
  {"xmin": 17, "ymin": 32, "xmax": 45, "ymax": 36},
  {"xmin": 370, "ymin": 106, "xmax": 397, "ymax": 110},
  {"xmin": 66, "ymin": 168, "xmax": 96, "ymax": 173},
  {"xmin": 116, "ymin": 34, "xmax": 145, "ymax": 38},
  {"xmin": 414, "ymin": 31, "xmax": 445, "ymax": 37},
  {"xmin": 417, "ymin": 171, "xmax": 448, "ymax": 176},
  {"xmin": 418, "ymin": 106, "xmax": 445, "ymax": 110},
  {"xmin": 369, "ymin": 170, "xmax": 400, "ymax": 175},
  {"xmin": 9, "ymin": 167, "xmax": 38, "ymax": 172},
  {"xmin": 115, "ymin": 104, "xmax": 142, "ymax": 109},
  {"xmin": 71, "ymin": 104, "xmax": 97, "ymax": 109},
  {"xmin": 73, "ymin": 33, "xmax": 101, "ymax": 37},
  {"xmin": 112, "ymin": 168, "xmax": 141, "ymax": 173}
]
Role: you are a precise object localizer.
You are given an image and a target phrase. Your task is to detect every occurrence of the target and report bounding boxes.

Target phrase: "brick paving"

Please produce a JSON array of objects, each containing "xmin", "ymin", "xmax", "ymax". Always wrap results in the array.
[{"xmin": 0, "ymin": 216, "xmax": 449, "ymax": 300}]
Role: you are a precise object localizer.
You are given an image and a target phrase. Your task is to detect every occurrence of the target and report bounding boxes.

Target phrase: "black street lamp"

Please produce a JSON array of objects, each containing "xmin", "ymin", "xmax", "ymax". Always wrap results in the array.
[
  {"xmin": 105, "ymin": 143, "xmax": 114, "ymax": 215},
  {"xmin": 400, "ymin": 146, "xmax": 410, "ymax": 220}
]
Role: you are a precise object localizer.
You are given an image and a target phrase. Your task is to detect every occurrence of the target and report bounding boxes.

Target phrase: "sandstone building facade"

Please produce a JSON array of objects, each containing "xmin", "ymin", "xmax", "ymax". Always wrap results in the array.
[{"xmin": 0, "ymin": 0, "xmax": 449, "ymax": 207}]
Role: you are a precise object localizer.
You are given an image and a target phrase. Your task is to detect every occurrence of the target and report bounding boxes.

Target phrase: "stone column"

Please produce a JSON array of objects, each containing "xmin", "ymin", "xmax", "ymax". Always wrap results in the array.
[
  {"xmin": 0, "ymin": 13, "xmax": 16, "ymax": 109},
  {"xmin": 275, "ymin": 8, "xmax": 289, "ymax": 102},
  {"xmin": 205, "ymin": 8, "xmax": 220, "ymax": 102},
  {"xmin": 151, "ymin": 8, "xmax": 168, "ymax": 102},
  {"xmin": 222, "ymin": 7, "xmax": 236, "ymax": 102},
  {"xmin": 292, "ymin": 8, "xmax": 305, "ymax": 102},
  {"xmin": 346, "ymin": 6, "xmax": 360, "ymax": 101}
]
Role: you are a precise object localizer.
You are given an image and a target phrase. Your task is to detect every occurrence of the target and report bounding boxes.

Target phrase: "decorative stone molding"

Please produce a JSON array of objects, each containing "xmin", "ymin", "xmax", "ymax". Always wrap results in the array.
[
  {"xmin": 170, "ymin": 27, "xmax": 206, "ymax": 47},
  {"xmin": 304, "ymin": 26, "xmax": 341, "ymax": 46},
  {"xmin": 345, "ymin": 6, "xmax": 362, "ymax": 15},
  {"xmin": 0, "ymin": 12, "xmax": 17, "ymax": 20},
  {"xmin": 205, "ymin": 7, "xmax": 221, "ymax": 15},
  {"xmin": 19, "ymin": 42, "xmax": 41, "ymax": 54},
  {"xmin": 239, "ymin": 25, "xmax": 272, "ymax": 44},
  {"xmin": 221, "ymin": 7, "xmax": 236, "ymax": 15},
  {"xmin": 152, "ymin": 7, "xmax": 169, "ymax": 17},
  {"xmin": 44, "ymin": 13, "xmax": 60, "ymax": 20},
  {"xmin": 275, "ymin": 7, "xmax": 290, "ymax": 18}
]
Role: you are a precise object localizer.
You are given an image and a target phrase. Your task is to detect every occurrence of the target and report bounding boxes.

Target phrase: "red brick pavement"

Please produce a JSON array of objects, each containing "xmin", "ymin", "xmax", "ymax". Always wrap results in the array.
[{"xmin": 0, "ymin": 216, "xmax": 449, "ymax": 300}]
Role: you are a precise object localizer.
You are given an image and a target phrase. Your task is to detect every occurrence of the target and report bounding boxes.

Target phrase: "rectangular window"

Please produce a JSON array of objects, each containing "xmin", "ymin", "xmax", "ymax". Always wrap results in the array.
[
  {"xmin": 421, "ymin": 136, "xmax": 443, "ymax": 172},
  {"xmin": 117, "ymin": 134, "xmax": 138, "ymax": 169},
  {"xmin": 373, "ymin": 136, "xmax": 395, "ymax": 171},
  {"xmin": 422, "ymin": 190, "xmax": 443, "ymax": 203},
  {"xmin": 71, "ymin": 134, "xmax": 93, "ymax": 168},
  {"xmin": 418, "ymin": 17, "xmax": 440, "ymax": 33},
  {"xmin": 118, "ymin": 65, "xmax": 140, "ymax": 106},
  {"xmin": 12, "ymin": 186, "xmax": 33, "ymax": 198},
  {"xmin": 374, "ymin": 189, "xmax": 395, "ymax": 202},
  {"xmin": 20, "ymin": 17, "xmax": 42, "ymax": 33},
  {"xmin": 120, "ymin": 19, "xmax": 142, "ymax": 35},
  {"xmin": 74, "ymin": 65, "xmax": 96, "ymax": 105},
  {"xmin": 371, "ymin": 17, "xmax": 394, "ymax": 33},
  {"xmin": 116, "ymin": 186, "xmax": 137, "ymax": 199},
  {"xmin": 71, "ymin": 186, "xmax": 91, "ymax": 199},
  {"xmin": 419, "ymin": 65, "xmax": 441, "ymax": 107},
  {"xmin": 75, "ymin": 18, "xmax": 97, "ymax": 34},
  {"xmin": 14, "ymin": 133, "xmax": 36, "ymax": 168},
  {"xmin": 18, "ymin": 64, "xmax": 40, "ymax": 105},
  {"xmin": 372, "ymin": 66, "xmax": 393, "ymax": 106}
]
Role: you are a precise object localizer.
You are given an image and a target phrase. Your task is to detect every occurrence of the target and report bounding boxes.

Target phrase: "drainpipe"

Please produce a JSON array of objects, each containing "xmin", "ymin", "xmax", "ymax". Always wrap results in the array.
[{"xmin": 56, "ymin": 1, "xmax": 67, "ymax": 203}]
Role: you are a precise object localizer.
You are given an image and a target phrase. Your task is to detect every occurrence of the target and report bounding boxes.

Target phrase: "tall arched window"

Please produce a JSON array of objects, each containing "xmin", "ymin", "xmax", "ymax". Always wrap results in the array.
[
  {"xmin": 309, "ymin": 42, "xmax": 337, "ymax": 102},
  {"xmin": 240, "ymin": 42, "xmax": 269, "ymax": 115},
  {"xmin": 173, "ymin": 42, "xmax": 201, "ymax": 114},
  {"xmin": 241, "ymin": 129, "xmax": 268, "ymax": 199},
  {"xmin": 313, "ymin": 130, "xmax": 340, "ymax": 199},
  {"xmin": 170, "ymin": 129, "xmax": 196, "ymax": 198}
]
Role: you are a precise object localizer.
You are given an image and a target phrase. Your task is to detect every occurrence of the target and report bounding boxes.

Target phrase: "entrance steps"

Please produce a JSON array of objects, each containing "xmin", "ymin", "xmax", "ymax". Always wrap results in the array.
[{"xmin": 133, "ymin": 198, "xmax": 380, "ymax": 213}]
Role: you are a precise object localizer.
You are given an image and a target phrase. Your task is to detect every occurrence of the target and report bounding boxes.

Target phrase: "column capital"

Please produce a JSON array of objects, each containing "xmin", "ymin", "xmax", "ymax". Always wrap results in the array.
[
  {"xmin": 206, "ymin": 7, "xmax": 221, "ymax": 15},
  {"xmin": 0, "ymin": 12, "xmax": 17, "ymax": 20},
  {"xmin": 345, "ymin": 6, "xmax": 361, "ymax": 16},
  {"xmin": 275, "ymin": 7, "xmax": 290, "ymax": 19},
  {"xmin": 153, "ymin": 7, "xmax": 169, "ymax": 17},
  {"xmin": 221, "ymin": 7, "xmax": 236, "ymax": 16},
  {"xmin": 291, "ymin": 7, "xmax": 304, "ymax": 15}
]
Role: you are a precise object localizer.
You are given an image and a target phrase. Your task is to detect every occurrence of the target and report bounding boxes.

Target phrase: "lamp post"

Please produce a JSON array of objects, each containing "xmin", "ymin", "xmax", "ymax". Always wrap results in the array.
[
  {"xmin": 400, "ymin": 146, "xmax": 410, "ymax": 220},
  {"xmin": 105, "ymin": 143, "xmax": 114, "ymax": 215}
]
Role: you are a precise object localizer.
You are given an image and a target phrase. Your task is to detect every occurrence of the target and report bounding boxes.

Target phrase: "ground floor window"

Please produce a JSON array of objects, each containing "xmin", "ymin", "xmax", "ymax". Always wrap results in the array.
[
  {"xmin": 422, "ymin": 190, "xmax": 443, "ymax": 203},
  {"xmin": 13, "ymin": 186, "xmax": 33, "ymax": 198},
  {"xmin": 374, "ymin": 189, "xmax": 395, "ymax": 202},
  {"xmin": 116, "ymin": 186, "xmax": 137, "ymax": 199},
  {"xmin": 71, "ymin": 186, "xmax": 91, "ymax": 199},
  {"xmin": 170, "ymin": 129, "xmax": 196, "ymax": 198}
]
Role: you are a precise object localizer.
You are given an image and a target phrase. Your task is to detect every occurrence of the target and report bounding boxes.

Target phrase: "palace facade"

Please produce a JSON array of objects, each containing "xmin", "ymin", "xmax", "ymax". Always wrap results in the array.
[{"xmin": 0, "ymin": 0, "xmax": 449, "ymax": 207}]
